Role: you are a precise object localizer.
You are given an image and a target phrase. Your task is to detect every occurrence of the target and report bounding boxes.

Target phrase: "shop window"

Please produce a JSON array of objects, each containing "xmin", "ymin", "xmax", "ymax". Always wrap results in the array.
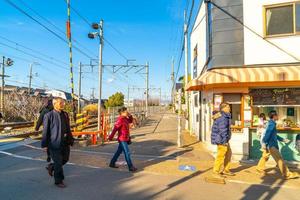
[
  {"xmin": 253, "ymin": 106, "xmax": 300, "ymax": 128},
  {"xmin": 265, "ymin": 2, "xmax": 300, "ymax": 37},
  {"xmin": 194, "ymin": 94, "xmax": 198, "ymax": 107},
  {"xmin": 223, "ymin": 94, "xmax": 242, "ymax": 127},
  {"xmin": 297, "ymin": 3, "xmax": 300, "ymax": 32}
]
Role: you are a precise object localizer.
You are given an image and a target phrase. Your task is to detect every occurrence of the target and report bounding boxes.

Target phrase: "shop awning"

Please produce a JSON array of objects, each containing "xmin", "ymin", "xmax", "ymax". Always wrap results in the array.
[{"xmin": 186, "ymin": 65, "xmax": 300, "ymax": 91}]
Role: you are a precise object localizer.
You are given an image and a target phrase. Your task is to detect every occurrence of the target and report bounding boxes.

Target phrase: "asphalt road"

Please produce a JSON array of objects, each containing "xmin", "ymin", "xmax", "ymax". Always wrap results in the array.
[{"xmin": 0, "ymin": 113, "xmax": 300, "ymax": 200}]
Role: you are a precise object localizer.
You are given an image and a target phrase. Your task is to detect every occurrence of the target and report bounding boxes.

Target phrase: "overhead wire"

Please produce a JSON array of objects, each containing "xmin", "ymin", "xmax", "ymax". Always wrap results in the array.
[
  {"xmin": 5, "ymin": 0, "xmax": 93, "ymax": 59},
  {"xmin": 16, "ymin": 0, "xmax": 98, "ymax": 58}
]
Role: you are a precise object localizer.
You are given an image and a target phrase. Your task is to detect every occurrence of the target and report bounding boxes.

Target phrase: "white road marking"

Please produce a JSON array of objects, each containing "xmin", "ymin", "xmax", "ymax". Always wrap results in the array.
[
  {"xmin": 0, "ymin": 150, "xmax": 102, "ymax": 169},
  {"xmin": 23, "ymin": 144, "xmax": 177, "ymax": 161}
]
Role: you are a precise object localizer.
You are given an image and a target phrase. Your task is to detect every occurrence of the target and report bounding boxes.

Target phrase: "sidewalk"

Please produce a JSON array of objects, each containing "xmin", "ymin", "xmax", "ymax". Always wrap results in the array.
[{"xmin": 35, "ymin": 111, "xmax": 300, "ymax": 189}]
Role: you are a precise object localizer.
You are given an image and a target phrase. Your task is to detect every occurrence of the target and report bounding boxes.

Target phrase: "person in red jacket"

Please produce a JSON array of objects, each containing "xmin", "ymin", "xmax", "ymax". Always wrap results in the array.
[{"xmin": 108, "ymin": 107, "xmax": 137, "ymax": 172}]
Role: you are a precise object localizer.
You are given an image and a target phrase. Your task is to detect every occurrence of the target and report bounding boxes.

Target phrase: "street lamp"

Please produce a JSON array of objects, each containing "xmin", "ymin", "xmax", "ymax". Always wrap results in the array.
[
  {"xmin": 88, "ymin": 20, "xmax": 104, "ymax": 132},
  {"xmin": 0, "ymin": 56, "xmax": 14, "ymax": 116}
]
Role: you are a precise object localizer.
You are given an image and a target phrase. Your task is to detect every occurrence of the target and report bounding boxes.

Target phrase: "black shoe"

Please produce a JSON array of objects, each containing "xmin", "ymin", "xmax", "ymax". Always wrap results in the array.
[
  {"xmin": 109, "ymin": 164, "xmax": 119, "ymax": 168},
  {"xmin": 46, "ymin": 164, "xmax": 53, "ymax": 177},
  {"xmin": 55, "ymin": 182, "xmax": 67, "ymax": 188},
  {"xmin": 129, "ymin": 166, "xmax": 138, "ymax": 172}
]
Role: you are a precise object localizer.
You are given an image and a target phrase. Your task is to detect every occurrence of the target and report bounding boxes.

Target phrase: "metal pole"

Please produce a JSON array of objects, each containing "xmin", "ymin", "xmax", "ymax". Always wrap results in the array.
[
  {"xmin": 159, "ymin": 87, "xmax": 162, "ymax": 112},
  {"xmin": 0, "ymin": 56, "xmax": 4, "ymax": 114},
  {"xmin": 178, "ymin": 89, "xmax": 182, "ymax": 147},
  {"xmin": 66, "ymin": 0, "xmax": 76, "ymax": 121},
  {"xmin": 28, "ymin": 63, "xmax": 33, "ymax": 95},
  {"xmin": 145, "ymin": 62, "xmax": 149, "ymax": 117},
  {"xmin": 127, "ymin": 85, "xmax": 130, "ymax": 107},
  {"xmin": 98, "ymin": 20, "xmax": 104, "ymax": 131},
  {"xmin": 78, "ymin": 62, "xmax": 82, "ymax": 114},
  {"xmin": 184, "ymin": 10, "xmax": 189, "ymax": 130},
  {"xmin": 171, "ymin": 56, "xmax": 175, "ymax": 106}
]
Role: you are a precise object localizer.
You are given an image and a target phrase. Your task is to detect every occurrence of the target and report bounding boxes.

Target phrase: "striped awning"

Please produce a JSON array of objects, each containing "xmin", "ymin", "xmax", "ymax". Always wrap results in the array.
[{"xmin": 186, "ymin": 65, "xmax": 300, "ymax": 91}]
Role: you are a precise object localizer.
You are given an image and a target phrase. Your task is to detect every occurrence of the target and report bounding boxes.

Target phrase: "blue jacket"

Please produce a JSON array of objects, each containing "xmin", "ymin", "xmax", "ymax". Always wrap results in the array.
[
  {"xmin": 41, "ymin": 110, "xmax": 74, "ymax": 149},
  {"xmin": 262, "ymin": 120, "xmax": 284, "ymax": 149},
  {"xmin": 211, "ymin": 111, "xmax": 231, "ymax": 145}
]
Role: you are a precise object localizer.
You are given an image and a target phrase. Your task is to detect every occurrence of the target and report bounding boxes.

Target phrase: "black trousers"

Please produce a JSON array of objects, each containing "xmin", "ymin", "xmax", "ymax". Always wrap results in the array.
[{"xmin": 49, "ymin": 145, "xmax": 70, "ymax": 184}]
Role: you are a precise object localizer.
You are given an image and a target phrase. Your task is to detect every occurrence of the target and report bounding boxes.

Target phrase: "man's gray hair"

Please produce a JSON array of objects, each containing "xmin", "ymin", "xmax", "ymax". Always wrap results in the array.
[{"xmin": 52, "ymin": 97, "xmax": 64, "ymax": 105}]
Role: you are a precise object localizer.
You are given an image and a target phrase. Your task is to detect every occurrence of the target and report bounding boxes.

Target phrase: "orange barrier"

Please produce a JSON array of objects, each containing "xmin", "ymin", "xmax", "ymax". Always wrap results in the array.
[
  {"xmin": 72, "ymin": 130, "xmax": 101, "ymax": 145},
  {"xmin": 71, "ymin": 112, "xmax": 111, "ymax": 145}
]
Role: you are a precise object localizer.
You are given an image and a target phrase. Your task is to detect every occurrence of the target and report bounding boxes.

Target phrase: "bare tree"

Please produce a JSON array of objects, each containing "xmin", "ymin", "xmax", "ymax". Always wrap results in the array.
[{"xmin": 4, "ymin": 91, "xmax": 44, "ymax": 122}]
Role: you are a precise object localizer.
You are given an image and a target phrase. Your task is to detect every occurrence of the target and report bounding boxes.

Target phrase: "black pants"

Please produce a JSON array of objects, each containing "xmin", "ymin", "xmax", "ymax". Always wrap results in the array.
[{"xmin": 49, "ymin": 145, "xmax": 70, "ymax": 184}]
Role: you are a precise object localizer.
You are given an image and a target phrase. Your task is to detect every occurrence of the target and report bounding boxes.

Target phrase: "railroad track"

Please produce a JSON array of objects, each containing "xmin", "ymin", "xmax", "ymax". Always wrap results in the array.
[{"xmin": 0, "ymin": 121, "xmax": 34, "ymax": 131}]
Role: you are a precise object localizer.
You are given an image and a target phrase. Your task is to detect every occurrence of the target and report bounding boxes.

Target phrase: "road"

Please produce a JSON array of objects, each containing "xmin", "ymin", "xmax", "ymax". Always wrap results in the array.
[{"xmin": 0, "ymin": 112, "xmax": 300, "ymax": 200}]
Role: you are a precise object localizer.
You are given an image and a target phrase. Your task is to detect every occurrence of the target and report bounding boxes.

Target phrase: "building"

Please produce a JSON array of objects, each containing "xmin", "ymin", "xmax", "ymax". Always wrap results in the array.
[{"xmin": 187, "ymin": 0, "xmax": 300, "ymax": 161}]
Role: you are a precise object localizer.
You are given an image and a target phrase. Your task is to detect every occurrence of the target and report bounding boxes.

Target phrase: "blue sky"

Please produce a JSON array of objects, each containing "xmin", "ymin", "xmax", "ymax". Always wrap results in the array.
[{"xmin": 0, "ymin": 0, "xmax": 195, "ymax": 101}]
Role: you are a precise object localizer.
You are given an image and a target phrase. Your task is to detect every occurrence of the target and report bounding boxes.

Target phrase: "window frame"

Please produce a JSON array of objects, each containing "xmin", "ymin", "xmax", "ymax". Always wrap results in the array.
[{"xmin": 263, "ymin": 1, "xmax": 300, "ymax": 38}]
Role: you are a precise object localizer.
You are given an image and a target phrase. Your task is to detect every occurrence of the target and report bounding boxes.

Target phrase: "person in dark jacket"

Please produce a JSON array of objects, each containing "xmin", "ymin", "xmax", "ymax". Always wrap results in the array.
[
  {"xmin": 211, "ymin": 102, "xmax": 234, "ymax": 177},
  {"xmin": 256, "ymin": 110, "xmax": 298, "ymax": 179},
  {"xmin": 108, "ymin": 107, "xmax": 137, "ymax": 172},
  {"xmin": 41, "ymin": 97, "xmax": 74, "ymax": 188},
  {"xmin": 35, "ymin": 98, "xmax": 53, "ymax": 162}
]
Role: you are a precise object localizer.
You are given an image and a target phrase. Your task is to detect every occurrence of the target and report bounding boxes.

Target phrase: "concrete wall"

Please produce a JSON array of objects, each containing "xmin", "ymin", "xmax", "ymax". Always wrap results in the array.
[
  {"xmin": 243, "ymin": 0, "xmax": 300, "ymax": 65},
  {"xmin": 208, "ymin": 0, "xmax": 244, "ymax": 68},
  {"xmin": 190, "ymin": 2, "xmax": 207, "ymax": 138}
]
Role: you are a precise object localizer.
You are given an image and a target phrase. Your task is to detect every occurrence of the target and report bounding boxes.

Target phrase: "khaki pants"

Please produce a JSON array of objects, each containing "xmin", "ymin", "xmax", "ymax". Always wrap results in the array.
[
  {"xmin": 213, "ymin": 144, "xmax": 232, "ymax": 174},
  {"xmin": 256, "ymin": 147, "xmax": 291, "ymax": 177}
]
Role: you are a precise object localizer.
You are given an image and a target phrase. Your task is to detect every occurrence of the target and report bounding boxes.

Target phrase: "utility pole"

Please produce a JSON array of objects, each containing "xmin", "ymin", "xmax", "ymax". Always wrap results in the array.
[
  {"xmin": 171, "ymin": 56, "xmax": 175, "ymax": 106},
  {"xmin": 127, "ymin": 85, "xmax": 130, "ymax": 107},
  {"xmin": 184, "ymin": 10, "xmax": 190, "ymax": 130},
  {"xmin": 28, "ymin": 62, "xmax": 39, "ymax": 95},
  {"xmin": 98, "ymin": 20, "xmax": 104, "ymax": 131},
  {"xmin": 88, "ymin": 20, "xmax": 104, "ymax": 131},
  {"xmin": 0, "ymin": 57, "xmax": 5, "ymax": 114},
  {"xmin": 145, "ymin": 61, "xmax": 149, "ymax": 117},
  {"xmin": 28, "ymin": 63, "xmax": 33, "ymax": 94},
  {"xmin": 91, "ymin": 87, "xmax": 95, "ymax": 101},
  {"xmin": 0, "ymin": 56, "xmax": 13, "ymax": 115},
  {"xmin": 78, "ymin": 62, "xmax": 82, "ymax": 113}
]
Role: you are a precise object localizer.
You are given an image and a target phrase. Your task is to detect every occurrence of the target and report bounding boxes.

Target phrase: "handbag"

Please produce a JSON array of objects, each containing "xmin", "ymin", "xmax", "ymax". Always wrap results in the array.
[{"xmin": 127, "ymin": 137, "xmax": 132, "ymax": 145}]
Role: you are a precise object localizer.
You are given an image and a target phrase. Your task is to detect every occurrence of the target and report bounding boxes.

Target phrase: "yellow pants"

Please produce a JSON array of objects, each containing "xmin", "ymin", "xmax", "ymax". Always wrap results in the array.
[
  {"xmin": 256, "ymin": 147, "xmax": 291, "ymax": 177},
  {"xmin": 213, "ymin": 144, "xmax": 232, "ymax": 174}
]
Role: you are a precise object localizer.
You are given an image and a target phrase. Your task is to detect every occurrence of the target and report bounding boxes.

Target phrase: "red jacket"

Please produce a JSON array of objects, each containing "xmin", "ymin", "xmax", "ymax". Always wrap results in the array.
[{"xmin": 109, "ymin": 115, "xmax": 133, "ymax": 142}]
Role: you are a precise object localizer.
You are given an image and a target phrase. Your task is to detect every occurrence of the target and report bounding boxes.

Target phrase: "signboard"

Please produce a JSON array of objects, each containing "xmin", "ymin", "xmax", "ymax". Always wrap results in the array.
[{"xmin": 250, "ymin": 88, "xmax": 300, "ymax": 106}]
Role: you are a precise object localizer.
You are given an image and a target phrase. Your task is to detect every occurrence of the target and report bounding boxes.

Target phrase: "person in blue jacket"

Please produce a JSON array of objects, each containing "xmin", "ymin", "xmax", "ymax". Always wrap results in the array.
[
  {"xmin": 256, "ymin": 110, "xmax": 298, "ymax": 179},
  {"xmin": 211, "ymin": 102, "xmax": 234, "ymax": 177}
]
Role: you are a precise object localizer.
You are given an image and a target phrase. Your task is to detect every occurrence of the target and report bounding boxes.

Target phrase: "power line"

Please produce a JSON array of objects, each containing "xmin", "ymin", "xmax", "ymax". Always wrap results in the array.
[
  {"xmin": 103, "ymin": 38, "xmax": 128, "ymax": 61},
  {"xmin": 0, "ymin": 35, "xmax": 68, "ymax": 66},
  {"xmin": 5, "ymin": 0, "xmax": 93, "ymax": 60},
  {"xmin": 0, "ymin": 41, "xmax": 70, "ymax": 71},
  {"xmin": 16, "ymin": 0, "xmax": 98, "ymax": 58},
  {"xmin": 63, "ymin": 0, "xmax": 129, "ymax": 61}
]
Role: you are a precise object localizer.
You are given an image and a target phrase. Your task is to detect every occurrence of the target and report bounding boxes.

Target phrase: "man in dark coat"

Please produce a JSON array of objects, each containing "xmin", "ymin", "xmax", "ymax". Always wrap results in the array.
[
  {"xmin": 211, "ymin": 102, "xmax": 234, "ymax": 177},
  {"xmin": 41, "ymin": 97, "xmax": 74, "ymax": 188}
]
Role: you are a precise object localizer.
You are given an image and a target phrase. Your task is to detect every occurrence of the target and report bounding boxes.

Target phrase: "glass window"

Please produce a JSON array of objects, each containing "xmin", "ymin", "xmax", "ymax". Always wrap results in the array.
[
  {"xmin": 296, "ymin": 3, "xmax": 300, "ymax": 32},
  {"xmin": 266, "ymin": 5, "xmax": 294, "ymax": 36}
]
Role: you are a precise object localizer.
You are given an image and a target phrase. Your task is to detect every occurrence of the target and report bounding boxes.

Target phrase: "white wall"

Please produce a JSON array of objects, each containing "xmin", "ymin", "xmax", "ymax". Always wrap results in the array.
[
  {"xmin": 190, "ymin": 2, "xmax": 207, "ymax": 137},
  {"xmin": 243, "ymin": 0, "xmax": 300, "ymax": 65},
  {"xmin": 190, "ymin": 2, "xmax": 207, "ymax": 78}
]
